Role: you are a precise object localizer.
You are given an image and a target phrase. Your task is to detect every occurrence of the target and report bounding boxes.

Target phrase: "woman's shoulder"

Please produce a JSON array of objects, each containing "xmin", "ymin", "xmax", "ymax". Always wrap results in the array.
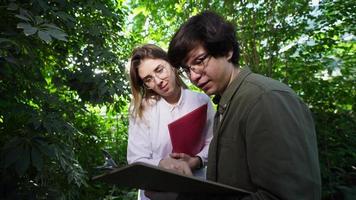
[
  {"xmin": 183, "ymin": 89, "xmax": 211, "ymax": 103},
  {"xmin": 130, "ymin": 98, "xmax": 158, "ymax": 117}
]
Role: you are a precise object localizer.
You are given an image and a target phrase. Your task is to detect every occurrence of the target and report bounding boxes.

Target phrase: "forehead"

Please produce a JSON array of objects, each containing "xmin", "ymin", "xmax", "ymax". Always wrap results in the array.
[{"xmin": 137, "ymin": 58, "xmax": 165, "ymax": 78}]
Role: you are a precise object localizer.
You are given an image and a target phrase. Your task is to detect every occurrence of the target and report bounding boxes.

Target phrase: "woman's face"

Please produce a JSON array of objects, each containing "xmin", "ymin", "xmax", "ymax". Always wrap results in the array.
[{"xmin": 138, "ymin": 58, "xmax": 179, "ymax": 101}]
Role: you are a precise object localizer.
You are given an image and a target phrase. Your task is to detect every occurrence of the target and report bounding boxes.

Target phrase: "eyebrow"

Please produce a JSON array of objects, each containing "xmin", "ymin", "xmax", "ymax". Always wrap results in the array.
[
  {"xmin": 142, "ymin": 64, "xmax": 164, "ymax": 80},
  {"xmin": 190, "ymin": 53, "xmax": 206, "ymax": 64},
  {"xmin": 190, "ymin": 53, "xmax": 206, "ymax": 61}
]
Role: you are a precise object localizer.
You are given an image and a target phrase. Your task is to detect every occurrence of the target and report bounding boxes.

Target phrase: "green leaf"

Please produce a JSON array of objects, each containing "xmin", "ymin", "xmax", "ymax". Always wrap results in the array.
[
  {"xmin": 33, "ymin": 137, "xmax": 55, "ymax": 158},
  {"xmin": 38, "ymin": 30, "xmax": 52, "ymax": 43},
  {"xmin": 47, "ymin": 28, "xmax": 68, "ymax": 42},
  {"xmin": 17, "ymin": 22, "xmax": 32, "ymax": 29},
  {"xmin": 34, "ymin": 16, "xmax": 44, "ymax": 25},
  {"xmin": 7, "ymin": 3, "xmax": 18, "ymax": 11},
  {"xmin": 55, "ymin": 11, "xmax": 76, "ymax": 22},
  {"xmin": 19, "ymin": 8, "xmax": 33, "ymax": 22},
  {"xmin": 17, "ymin": 22, "xmax": 38, "ymax": 36},
  {"xmin": 42, "ymin": 23, "xmax": 62, "ymax": 30},
  {"xmin": 4, "ymin": 56, "xmax": 19, "ymax": 65},
  {"xmin": 0, "ymin": 38, "xmax": 12, "ymax": 43},
  {"xmin": 0, "ymin": 38, "xmax": 19, "ymax": 48},
  {"xmin": 15, "ymin": 14, "xmax": 30, "ymax": 22},
  {"xmin": 36, "ymin": 0, "xmax": 49, "ymax": 11},
  {"xmin": 24, "ymin": 26, "xmax": 38, "ymax": 36}
]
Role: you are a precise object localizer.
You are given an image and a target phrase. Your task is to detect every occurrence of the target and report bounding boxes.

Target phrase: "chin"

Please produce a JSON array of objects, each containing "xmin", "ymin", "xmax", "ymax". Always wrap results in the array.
[{"xmin": 203, "ymin": 88, "xmax": 216, "ymax": 96}]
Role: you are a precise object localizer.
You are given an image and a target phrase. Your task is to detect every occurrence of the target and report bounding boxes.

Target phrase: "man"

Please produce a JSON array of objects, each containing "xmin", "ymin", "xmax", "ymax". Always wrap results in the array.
[{"xmin": 167, "ymin": 11, "xmax": 321, "ymax": 200}]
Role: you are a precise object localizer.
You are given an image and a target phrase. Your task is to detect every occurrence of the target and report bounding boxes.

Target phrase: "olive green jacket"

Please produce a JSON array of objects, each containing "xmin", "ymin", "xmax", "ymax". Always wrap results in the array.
[{"xmin": 206, "ymin": 67, "xmax": 321, "ymax": 200}]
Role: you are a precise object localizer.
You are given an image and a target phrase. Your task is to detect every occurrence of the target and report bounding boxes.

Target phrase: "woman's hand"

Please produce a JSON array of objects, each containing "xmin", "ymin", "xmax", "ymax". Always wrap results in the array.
[
  {"xmin": 158, "ymin": 157, "xmax": 193, "ymax": 176},
  {"xmin": 170, "ymin": 153, "xmax": 202, "ymax": 170}
]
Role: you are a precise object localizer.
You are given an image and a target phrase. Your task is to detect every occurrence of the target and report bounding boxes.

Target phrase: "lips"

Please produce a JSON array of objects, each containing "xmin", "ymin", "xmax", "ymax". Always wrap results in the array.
[
  {"xmin": 160, "ymin": 83, "xmax": 169, "ymax": 92},
  {"xmin": 198, "ymin": 81, "xmax": 209, "ymax": 91}
]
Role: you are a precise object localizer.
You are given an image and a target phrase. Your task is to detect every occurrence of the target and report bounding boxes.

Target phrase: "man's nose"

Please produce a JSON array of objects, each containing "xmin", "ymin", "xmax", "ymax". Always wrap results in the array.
[{"xmin": 189, "ymin": 71, "xmax": 202, "ymax": 85}]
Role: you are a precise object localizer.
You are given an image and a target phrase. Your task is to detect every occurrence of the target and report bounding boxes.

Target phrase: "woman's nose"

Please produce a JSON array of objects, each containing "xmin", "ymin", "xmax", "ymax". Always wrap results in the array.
[{"xmin": 154, "ymin": 76, "xmax": 163, "ymax": 86}]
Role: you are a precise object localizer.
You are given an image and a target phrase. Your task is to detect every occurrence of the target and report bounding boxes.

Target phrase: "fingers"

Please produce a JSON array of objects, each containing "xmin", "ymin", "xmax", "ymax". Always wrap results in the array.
[
  {"xmin": 180, "ymin": 162, "xmax": 193, "ymax": 176},
  {"xmin": 170, "ymin": 153, "xmax": 192, "ymax": 163},
  {"xmin": 159, "ymin": 157, "xmax": 193, "ymax": 176},
  {"xmin": 171, "ymin": 162, "xmax": 193, "ymax": 176},
  {"xmin": 170, "ymin": 152, "xmax": 184, "ymax": 159},
  {"xmin": 158, "ymin": 157, "xmax": 174, "ymax": 169}
]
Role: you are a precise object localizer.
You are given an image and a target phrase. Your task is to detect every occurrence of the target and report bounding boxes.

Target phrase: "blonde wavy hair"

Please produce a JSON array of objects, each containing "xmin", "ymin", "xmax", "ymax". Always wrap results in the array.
[{"xmin": 129, "ymin": 44, "xmax": 187, "ymax": 119}]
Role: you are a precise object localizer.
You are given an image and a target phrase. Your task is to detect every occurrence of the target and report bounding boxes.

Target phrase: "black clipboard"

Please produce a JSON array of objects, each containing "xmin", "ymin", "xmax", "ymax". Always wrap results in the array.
[{"xmin": 92, "ymin": 162, "xmax": 251, "ymax": 195}]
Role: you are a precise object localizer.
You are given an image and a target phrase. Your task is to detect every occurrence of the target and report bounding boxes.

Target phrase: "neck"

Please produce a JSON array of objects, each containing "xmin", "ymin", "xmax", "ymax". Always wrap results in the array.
[
  {"xmin": 229, "ymin": 67, "xmax": 240, "ymax": 86},
  {"xmin": 218, "ymin": 65, "xmax": 240, "ymax": 95},
  {"xmin": 164, "ymin": 86, "xmax": 181, "ymax": 105}
]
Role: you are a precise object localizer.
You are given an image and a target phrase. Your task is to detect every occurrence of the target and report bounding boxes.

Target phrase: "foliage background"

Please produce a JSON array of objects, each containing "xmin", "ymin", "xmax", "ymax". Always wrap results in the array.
[{"xmin": 0, "ymin": 0, "xmax": 355, "ymax": 199}]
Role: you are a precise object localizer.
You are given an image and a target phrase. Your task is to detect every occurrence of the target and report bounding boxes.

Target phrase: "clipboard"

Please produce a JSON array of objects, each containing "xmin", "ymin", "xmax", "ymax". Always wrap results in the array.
[{"xmin": 92, "ymin": 162, "xmax": 251, "ymax": 195}]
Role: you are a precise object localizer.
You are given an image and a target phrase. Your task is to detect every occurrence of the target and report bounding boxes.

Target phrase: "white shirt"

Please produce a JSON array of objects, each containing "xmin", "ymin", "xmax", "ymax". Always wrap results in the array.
[{"xmin": 127, "ymin": 88, "xmax": 215, "ymax": 200}]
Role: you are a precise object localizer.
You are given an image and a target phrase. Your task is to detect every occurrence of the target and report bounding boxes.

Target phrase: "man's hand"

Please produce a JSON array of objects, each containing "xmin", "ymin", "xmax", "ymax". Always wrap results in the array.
[
  {"xmin": 158, "ymin": 157, "xmax": 193, "ymax": 176},
  {"xmin": 170, "ymin": 153, "xmax": 202, "ymax": 170}
]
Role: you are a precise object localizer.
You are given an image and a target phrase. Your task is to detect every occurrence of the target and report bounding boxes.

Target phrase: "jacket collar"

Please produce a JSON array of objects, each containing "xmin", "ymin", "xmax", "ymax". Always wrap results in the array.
[{"xmin": 217, "ymin": 67, "xmax": 252, "ymax": 114}]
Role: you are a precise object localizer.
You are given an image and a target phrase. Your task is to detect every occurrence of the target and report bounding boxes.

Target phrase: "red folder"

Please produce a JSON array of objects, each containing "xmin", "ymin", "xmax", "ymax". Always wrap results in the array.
[{"xmin": 168, "ymin": 104, "xmax": 207, "ymax": 156}]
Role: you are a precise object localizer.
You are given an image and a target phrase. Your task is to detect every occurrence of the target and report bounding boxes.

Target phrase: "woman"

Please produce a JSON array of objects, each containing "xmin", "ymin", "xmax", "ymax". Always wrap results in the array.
[{"xmin": 127, "ymin": 44, "xmax": 214, "ymax": 200}]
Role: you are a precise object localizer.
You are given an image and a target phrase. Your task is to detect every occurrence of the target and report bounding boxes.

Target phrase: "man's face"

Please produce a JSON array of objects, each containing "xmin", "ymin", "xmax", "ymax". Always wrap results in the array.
[{"xmin": 184, "ymin": 45, "xmax": 233, "ymax": 95}]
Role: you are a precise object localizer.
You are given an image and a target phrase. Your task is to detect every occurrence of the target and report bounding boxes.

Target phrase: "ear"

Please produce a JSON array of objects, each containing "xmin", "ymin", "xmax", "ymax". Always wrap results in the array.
[{"xmin": 226, "ymin": 50, "xmax": 233, "ymax": 61}]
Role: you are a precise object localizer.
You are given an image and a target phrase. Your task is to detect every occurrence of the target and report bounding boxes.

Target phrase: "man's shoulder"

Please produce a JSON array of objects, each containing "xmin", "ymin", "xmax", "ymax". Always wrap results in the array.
[
  {"xmin": 231, "ymin": 72, "xmax": 297, "ymax": 107},
  {"xmin": 244, "ymin": 73, "xmax": 294, "ymax": 94}
]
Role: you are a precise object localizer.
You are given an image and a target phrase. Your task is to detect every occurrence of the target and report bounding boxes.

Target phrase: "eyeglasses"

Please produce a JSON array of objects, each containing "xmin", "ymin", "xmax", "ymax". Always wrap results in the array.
[
  {"xmin": 179, "ymin": 54, "xmax": 211, "ymax": 77},
  {"xmin": 142, "ymin": 64, "xmax": 169, "ymax": 89}
]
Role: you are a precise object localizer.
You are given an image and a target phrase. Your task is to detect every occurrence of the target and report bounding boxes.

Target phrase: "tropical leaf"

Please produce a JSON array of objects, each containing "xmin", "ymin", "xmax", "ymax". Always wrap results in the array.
[{"xmin": 38, "ymin": 30, "xmax": 52, "ymax": 43}]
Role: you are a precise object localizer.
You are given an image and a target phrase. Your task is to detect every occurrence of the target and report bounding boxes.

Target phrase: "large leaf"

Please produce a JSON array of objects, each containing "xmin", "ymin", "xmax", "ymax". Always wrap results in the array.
[
  {"xmin": 15, "ymin": 14, "xmax": 30, "ymax": 22},
  {"xmin": 17, "ymin": 22, "xmax": 37, "ymax": 36},
  {"xmin": 37, "ymin": 30, "xmax": 52, "ymax": 43},
  {"xmin": 47, "ymin": 28, "xmax": 68, "ymax": 42},
  {"xmin": 32, "ymin": 137, "xmax": 55, "ymax": 158},
  {"xmin": 24, "ymin": 27, "xmax": 38, "ymax": 36}
]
